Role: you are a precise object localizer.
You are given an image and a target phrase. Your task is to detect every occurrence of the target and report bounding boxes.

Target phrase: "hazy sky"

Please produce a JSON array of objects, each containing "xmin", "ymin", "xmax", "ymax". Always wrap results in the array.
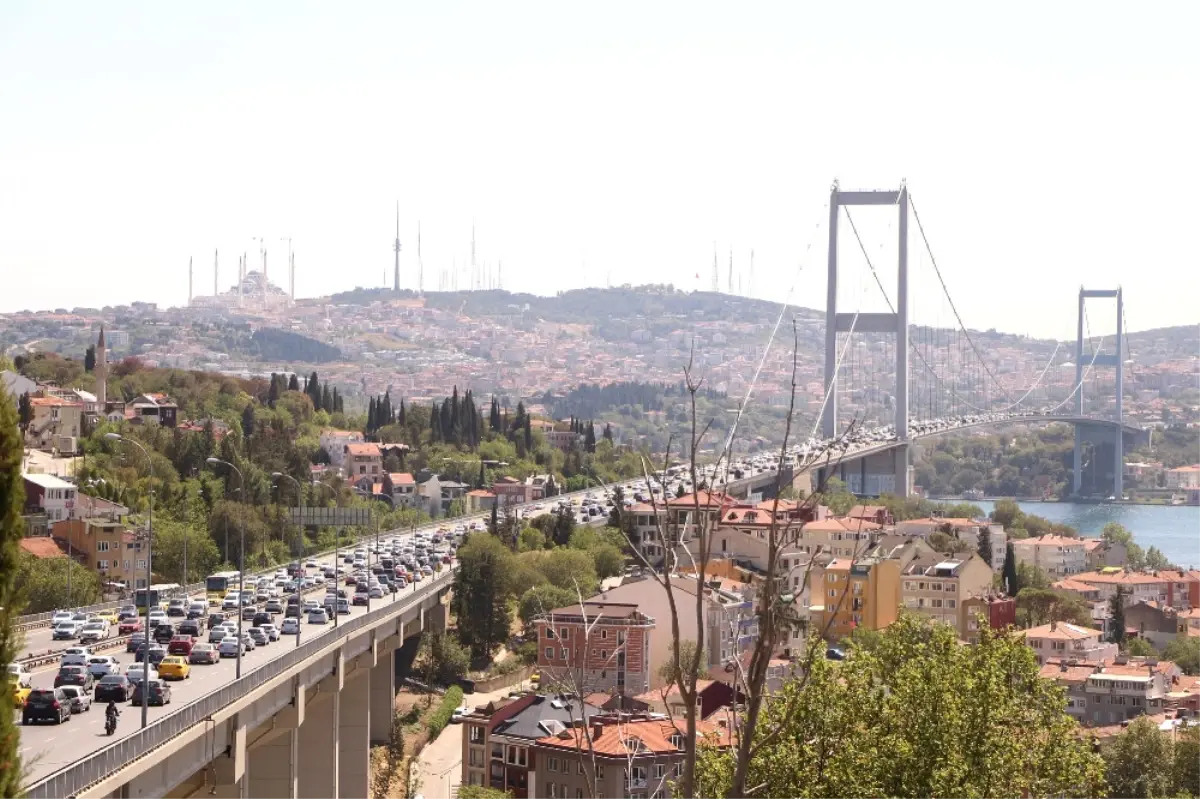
[{"xmin": 1, "ymin": 1, "xmax": 1196, "ymax": 339}]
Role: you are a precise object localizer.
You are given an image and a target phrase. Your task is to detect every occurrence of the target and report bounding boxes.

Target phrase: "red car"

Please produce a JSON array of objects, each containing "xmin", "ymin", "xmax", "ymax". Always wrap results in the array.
[
  {"xmin": 167, "ymin": 635, "xmax": 195, "ymax": 656},
  {"xmin": 345, "ymin": 575, "xmax": 357, "ymax": 586},
  {"xmin": 118, "ymin": 619, "xmax": 143, "ymax": 635}
]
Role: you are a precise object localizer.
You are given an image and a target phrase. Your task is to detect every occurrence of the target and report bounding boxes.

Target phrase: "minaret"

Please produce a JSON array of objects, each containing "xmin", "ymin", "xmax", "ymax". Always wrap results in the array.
[
  {"xmin": 393, "ymin": 202, "xmax": 402, "ymax": 293},
  {"xmin": 95, "ymin": 327, "xmax": 108, "ymax": 409}
]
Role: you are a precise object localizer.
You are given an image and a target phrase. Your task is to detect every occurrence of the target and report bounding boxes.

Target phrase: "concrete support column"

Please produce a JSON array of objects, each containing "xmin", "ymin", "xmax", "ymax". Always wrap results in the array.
[
  {"xmin": 248, "ymin": 729, "xmax": 298, "ymax": 799},
  {"xmin": 339, "ymin": 671, "xmax": 371, "ymax": 799},
  {"xmin": 298, "ymin": 692, "xmax": 339, "ymax": 799},
  {"xmin": 370, "ymin": 648, "xmax": 396, "ymax": 745}
]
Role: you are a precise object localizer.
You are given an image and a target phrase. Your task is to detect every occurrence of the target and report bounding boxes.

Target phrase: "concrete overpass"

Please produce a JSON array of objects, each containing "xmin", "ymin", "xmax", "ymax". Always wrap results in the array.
[{"xmin": 23, "ymin": 572, "xmax": 451, "ymax": 799}]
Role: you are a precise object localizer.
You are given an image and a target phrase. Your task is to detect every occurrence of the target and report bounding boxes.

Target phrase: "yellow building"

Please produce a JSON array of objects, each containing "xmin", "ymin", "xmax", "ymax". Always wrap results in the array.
[
  {"xmin": 811, "ymin": 556, "xmax": 901, "ymax": 640},
  {"xmin": 52, "ymin": 517, "xmax": 147, "ymax": 590}
]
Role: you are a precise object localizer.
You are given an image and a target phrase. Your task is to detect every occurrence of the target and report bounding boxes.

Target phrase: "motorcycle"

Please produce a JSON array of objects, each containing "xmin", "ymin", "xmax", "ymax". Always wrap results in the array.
[{"xmin": 105, "ymin": 710, "xmax": 119, "ymax": 736}]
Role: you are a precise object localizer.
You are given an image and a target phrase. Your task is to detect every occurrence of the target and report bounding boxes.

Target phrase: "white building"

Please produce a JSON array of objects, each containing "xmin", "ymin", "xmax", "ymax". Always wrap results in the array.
[
  {"xmin": 318, "ymin": 429, "xmax": 364, "ymax": 473},
  {"xmin": 22, "ymin": 473, "xmax": 78, "ymax": 525},
  {"xmin": 1010, "ymin": 535, "xmax": 1088, "ymax": 578}
]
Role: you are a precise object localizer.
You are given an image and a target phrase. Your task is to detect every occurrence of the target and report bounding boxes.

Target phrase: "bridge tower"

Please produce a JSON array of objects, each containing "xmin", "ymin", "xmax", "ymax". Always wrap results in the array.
[
  {"xmin": 823, "ymin": 183, "xmax": 910, "ymax": 495},
  {"xmin": 1073, "ymin": 287, "xmax": 1124, "ymax": 498}
]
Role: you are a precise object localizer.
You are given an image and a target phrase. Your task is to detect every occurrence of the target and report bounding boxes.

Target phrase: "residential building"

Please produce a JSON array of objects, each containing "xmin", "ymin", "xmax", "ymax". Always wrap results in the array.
[
  {"xmin": 52, "ymin": 517, "xmax": 147, "ymax": 589},
  {"xmin": 1053, "ymin": 577, "xmax": 1113, "ymax": 634},
  {"xmin": 1050, "ymin": 660, "xmax": 1173, "ymax": 726},
  {"xmin": 1165, "ymin": 464, "xmax": 1200, "ymax": 490},
  {"xmin": 809, "ymin": 555, "xmax": 902, "ymax": 641},
  {"xmin": 1010, "ymin": 535, "xmax": 1088, "ymax": 578},
  {"xmin": 342, "ymin": 442, "xmax": 383, "ymax": 481},
  {"xmin": 525, "ymin": 474, "xmax": 555, "ymax": 500},
  {"xmin": 493, "ymin": 476, "xmax": 532, "ymax": 506},
  {"xmin": 594, "ymin": 576, "xmax": 758, "ymax": 684},
  {"xmin": 381, "ymin": 472, "xmax": 417, "ymax": 507},
  {"xmin": 895, "ymin": 517, "xmax": 1007, "ymax": 569},
  {"xmin": 960, "ymin": 593, "xmax": 1017, "ymax": 643},
  {"xmin": 22, "ymin": 473, "xmax": 78, "ymax": 526},
  {"xmin": 545, "ymin": 429, "xmax": 583, "ymax": 453},
  {"xmin": 1070, "ymin": 570, "xmax": 1173, "ymax": 607},
  {"xmin": 126, "ymin": 393, "xmax": 178, "ymax": 427},
  {"xmin": 319, "ymin": 429, "xmax": 364, "ymax": 473},
  {"xmin": 26, "ymin": 395, "xmax": 83, "ymax": 452},
  {"xmin": 1160, "ymin": 570, "xmax": 1200, "ymax": 610},
  {"xmin": 1124, "ymin": 601, "xmax": 1187, "ymax": 650},
  {"xmin": 460, "ymin": 693, "xmax": 602, "ymax": 798},
  {"xmin": 1081, "ymin": 538, "xmax": 1129, "ymax": 570},
  {"xmin": 789, "ymin": 517, "xmax": 883, "ymax": 559},
  {"xmin": 466, "ymin": 489, "xmax": 497, "ymax": 513},
  {"xmin": 900, "ymin": 550, "xmax": 994, "ymax": 631},
  {"xmin": 531, "ymin": 715, "xmax": 729, "ymax": 799},
  {"xmin": 534, "ymin": 601, "xmax": 654, "ymax": 696},
  {"xmin": 705, "ymin": 527, "xmax": 814, "ymax": 609},
  {"xmin": 846, "ymin": 504, "xmax": 894, "ymax": 525},
  {"xmin": 627, "ymin": 502, "xmax": 667, "ymax": 564},
  {"xmin": 629, "ymin": 679, "xmax": 736, "ymax": 721},
  {"xmin": 1023, "ymin": 621, "xmax": 1117, "ymax": 665}
]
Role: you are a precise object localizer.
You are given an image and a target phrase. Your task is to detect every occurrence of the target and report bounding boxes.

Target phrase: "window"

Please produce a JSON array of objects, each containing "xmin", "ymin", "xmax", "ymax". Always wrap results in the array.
[
  {"xmin": 137, "ymin": 560, "xmax": 147, "ymax": 569},
  {"xmin": 654, "ymin": 764, "xmax": 665, "ymax": 779},
  {"xmin": 546, "ymin": 647, "xmax": 554, "ymax": 660},
  {"xmin": 947, "ymin": 599, "xmax": 956, "ymax": 609},
  {"xmin": 561, "ymin": 627, "xmax": 569, "ymax": 639},
  {"xmin": 546, "ymin": 628, "xmax": 556, "ymax": 639},
  {"xmin": 601, "ymin": 650, "xmax": 608, "ymax": 660},
  {"xmin": 549, "ymin": 783, "xmax": 558, "ymax": 798},
  {"xmin": 670, "ymin": 733, "xmax": 686, "ymax": 750},
  {"xmin": 578, "ymin": 761, "xmax": 586, "ymax": 775},
  {"xmin": 506, "ymin": 746, "xmax": 527, "ymax": 767},
  {"xmin": 548, "ymin": 757, "xmax": 559, "ymax": 772},
  {"xmin": 469, "ymin": 725, "xmax": 485, "ymax": 744},
  {"xmin": 98, "ymin": 560, "xmax": 109, "ymax": 569},
  {"xmin": 491, "ymin": 743, "xmax": 504, "ymax": 761},
  {"xmin": 674, "ymin": 762, "xmax": 683, "ymax": 778},
  {"xmin": 97, "ymin": 541, "xmax": 110, "ymax": 552},
  {"xmin": 469, "ymin": 748, "xmax": 484, "ymax": 766},
  {"xmin": 561, "ymin": 648, "xmax": 569, "ymax": 659},
  {"xmin": 601, "ymin": 629, "xmax": 608, "ymax": 640}
]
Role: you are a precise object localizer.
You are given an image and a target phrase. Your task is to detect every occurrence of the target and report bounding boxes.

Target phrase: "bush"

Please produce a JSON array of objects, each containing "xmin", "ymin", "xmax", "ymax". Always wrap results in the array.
[{"xmin": 427, "ymin": 685, "xmax": 464, "ymax": 740}]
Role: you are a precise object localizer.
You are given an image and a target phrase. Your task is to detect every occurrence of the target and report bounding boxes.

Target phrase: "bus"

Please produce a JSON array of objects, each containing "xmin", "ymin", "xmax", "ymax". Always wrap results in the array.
[
  {"xmin": 132, "ymin": 583, "xmax": 182, "ymax": 612},
  {"xmin": 205, "ymin": 571, "xmax": 241, "ymax": 606}
]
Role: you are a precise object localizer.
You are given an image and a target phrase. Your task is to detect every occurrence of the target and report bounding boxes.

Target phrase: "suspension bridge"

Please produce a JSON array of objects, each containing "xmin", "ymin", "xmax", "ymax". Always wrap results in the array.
[{"xmin": 792, "ymin": 183, "xmax": 1145, "ymax": 501}]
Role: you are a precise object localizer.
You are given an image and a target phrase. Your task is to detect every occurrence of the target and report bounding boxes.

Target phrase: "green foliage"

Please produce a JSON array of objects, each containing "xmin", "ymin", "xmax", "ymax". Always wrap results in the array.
[
  {"xmin": 657, "ymin": 639, "xmax": 706, "ymax": 689},
  {"xmin": 1015, "ymin": 561, "xmax": 1053, "ymax": 593},
  {"xmin": 0, "ymin": 383, "xmax": 25, "ymax": 793},
  {"xmin": 1102, "ymin": 522, "xmax": 1148, "ymax": 569},
  {"xmin": 1174, "ymin": 725, "xmax": 1200, "ymax": 798},
  {"xmin": 1110, "ymin": 587, "xmax": 1128, "ymax": 645},
  {"xmin": 1102, "ymin": 715, "xmax": 1178, "ymax": 798},
  {"xmin": 588, "ymin": 544, "xmax": 624, "ymax": 580},
  {"xmin": 815, "ymin": 477, "xmax": 855, "ymax": 515},
  {"xmin": 415, "ymin": 630, "xmax": 470, "ymax": 687},
  {"xmin": 16, "ymin": 552, "xmax": 103, "ymax": 614},
  {"xmin": 516, "ymin": 548, "xmax": 598, "ymax": 597},
  {"xmin": 518, "ymin": 585, "xmax": 577, "ymax": 629},
  {"xmin": 426, "ymin": 685, "xmax": 464, "ymax": 741},
  {"xmin": 451, "ymin": 535, "xmax": 513, "ymax": 657},
  {"xmin": 1015, "ymin": 587, "xmax": 1095, "ymax": 628},
  {"xmin": 247, "ymin": 328, "xmax": 341, "ymax": 362},
  {"xmin": 914, "ymin": 425, "xmax": 1077, "ymax": 498},
  {"xmin": 695, "ymin": 614, "xmax": 1107, "ymax": 799},
  {"xmin": 1163, "ymin": 637, "xmax": 1200, "ymax": 675},
  {"xmin": 1124, "ymin": 637, "xmax": 1158, "ymax": 658},
  {"xmin": 517, "ymin": 527, "xmax": 546, "ymax": 553},
  {"xmin": 456, "ymin": 786, "xmax": 513, "ymax": 799}
]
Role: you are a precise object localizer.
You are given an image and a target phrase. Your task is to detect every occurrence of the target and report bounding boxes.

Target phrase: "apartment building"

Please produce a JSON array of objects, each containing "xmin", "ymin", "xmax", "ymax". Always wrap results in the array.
[
  {"xmin": 1160, "ymin": 570, "xmax": 1200, "ymax": 610},
  {"xmin": 1010, "ymin": 535, "xmax": 1088, "ymax": 578},
  {"xmin": 960, "ymin": 593, "xmax": 1017, "ymax": 643},
  {"xmin": 26, "ymin": 395, "xmax": 83, "ymax": 452},
  {"xmin": 1044, "ymin": 658, "xmax": 1174, "ymax": 727},
  {"xmin": 900, "ymin": 551, "xmax": 994, "ymax": 631},
  {"xmin": 493, "ymin": 476, "xmax": 532, "ymax": 506},
  {"xmin": 629, "ymin": 679, "xmax": 736, "ymax": 721},
  {"xmin": 535, "ymin": 601, "xmax": 654, "ymax": 696},
  {"xmin": 342, "ymin": 442, "xmax": 383, "ymax": 481},
  {"xmin": 1165, "ymin": 464, "xmax": 1200, "ymax": 490},
  {"xmin": 319, "ymin": 429, "xmax": 364, "ymax": 473},
  {"xmin": 381, "ymin": 472, "xmax": 417, "ymax": 507},
  {"xmin": 52, "ymin": 517, "xmax": 147, "ymax": 589},
  {"xmin": 1081, "ymin": 538, "xmax": 1129, "ymax": 570},
  {"xmin": 22, "ymin": 473, "xmax": 78, "ymax": 526},
  {"xmin": 627, "ymin": 502, "xmax": 667, "ymax": 564},
  {"xmin": 126, "ymin": 392, "xmax": 178, "ymax": 427},
  {"xmin": 531, "ymin": 715, "xmax": 729, "ymax": 799},
  {"xmin": 791, "ymin": 517, "xmax": 884, "ymax": 559},
  {"xmin": 460, "ymin": 693, "xmax": 602, "ymax": 797},
  {"xmin": 895, "ymin": 517, "xmax": 1006, "ymax": 568},
  {"xmin": 705, "ymin": 527, "xmax": 813, "ymax": 611},
  {"xmin": 1124, "ymin": 601, "xmax": 1188, "ymax": 650},
  {"xmin": 1023, "ymin": 621, "xmax": 1117, "ymax": 665},
  {"xmin": 1070, "ymin": 569, "xmax": 1175, "ymax": 607},
  {"xmin": 810, "ymin": 556, "xmax": 901, "ymax": 641}
]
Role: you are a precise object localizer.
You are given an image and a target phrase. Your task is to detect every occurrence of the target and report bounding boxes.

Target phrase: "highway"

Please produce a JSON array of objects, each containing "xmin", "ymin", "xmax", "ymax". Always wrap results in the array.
[{"xmin": 15, "ymin": 537, "xmax": 454, "ymax": 786}]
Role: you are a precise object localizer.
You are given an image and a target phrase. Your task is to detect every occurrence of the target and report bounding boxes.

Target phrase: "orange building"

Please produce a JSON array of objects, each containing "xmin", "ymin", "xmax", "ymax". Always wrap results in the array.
[{"xmin": 810, "ymin": 555, "xmax": 901, "ymax": 640}]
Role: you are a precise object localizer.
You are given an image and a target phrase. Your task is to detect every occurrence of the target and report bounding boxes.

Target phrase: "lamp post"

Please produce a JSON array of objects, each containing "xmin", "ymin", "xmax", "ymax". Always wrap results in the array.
[
  {"xmin": 272, "ymin": 472, "xmax": 305, "ymax": 648},
  {"xmin": 206, "ymin": 458, "xmax": 245, "ymax": 678},
  {"xmin": 104, "ymin": 433, "xmax": 154, "ymax": 730}
]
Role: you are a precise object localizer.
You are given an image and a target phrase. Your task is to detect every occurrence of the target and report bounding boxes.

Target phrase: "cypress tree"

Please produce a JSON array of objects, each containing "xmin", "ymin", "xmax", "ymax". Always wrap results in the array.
[
  {"xmin": 603, "ymin": 422, "xmax": 614, "ymax": 445},
  {"xmin": 307, "ymin": 371, "xmax": 320, "ymax": 407},
  {"xmin": 1002, "ymin": 541, "xmax": 1019, "ymax": 595},
  {"xmin": 84, "ymin": 345, "xmax": 96, "ymax": 372},
  {"xmin": 430, "ymin": 401, "xmax": 442, "ymax": 442},
  {"xmin": 0, "ymin": 382, "xmax": 27, "ymax": 793},
  {"xmin": 523, "ymin": 414, "xmax": 533, "ymax": 452},
  {"xmin": 977, "ymin": 527, "xmax": 993, "ymax": 568},
  {"xmin": 584, "ymin": 421, "xmax": 597, "ymax": 453},
  {"xmin": 268, "ymin": 373, "xmax": 281, "ymax": 405},
  {"xmin": 287, "ymin": 373, "xmax": 300, "ymax": 392},
  {"xmin": 477, "ymin": 461, "xmax": 485, "ymax": 489},
  {"xmin": 241, "ymin": 402, "xmax": 256, "ymax": 438},
  {"xmin": 490, "ymin": 501, "xmax": 499, "ymax": 535},
  {"xmin": 1110, "ymin": 587, "xmax": 1127, "ymax": 645},
  {"xmin": 367, "ymin": 397, "xmax": 377, "ymax": 435},
  {"xmin": 322, "ymin": 384, "xmax": 333, "ymax": 413},
  {"xmin": 398, "ymin": 399, "xmax": 406, "ymax": 427}
]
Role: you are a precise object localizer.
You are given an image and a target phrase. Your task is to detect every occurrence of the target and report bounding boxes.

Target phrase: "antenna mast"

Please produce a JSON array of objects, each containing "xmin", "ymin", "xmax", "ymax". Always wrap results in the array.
[
  {"xmin": 711, "ymin": 243, "xmax": 719, "ymax": 292},
  {"xmin": 393, "ymin": 202, "xmax": 402, "ymax": 293}
]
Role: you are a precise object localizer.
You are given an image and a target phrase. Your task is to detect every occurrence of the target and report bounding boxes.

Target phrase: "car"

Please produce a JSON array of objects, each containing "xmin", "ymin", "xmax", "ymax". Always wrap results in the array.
[
  {"xmin": 125, "ymin": 664, "xmax": 159, "ymax": 685},
  {"xmin": 51, "ymin": 610, "xmax": 74, "ymax": 625},
  {"xmin": 177, "ymin": 619, "xmax": 203, "ymax": 637},
  {"xmin": 264, "ymin": 598, "xmax": 284, "ymax": 614},
  {"xmin": 12, "ymin": 684, "xmax": 32, "ymax": 709},
  {"xmin": 222, "ymin": 594, "xmax": 240, "ymax": 610},
  {"xmin": 280, "ymin": 618, "xmax": 301, "ymax": 636},
  {"xmin": 79, "ymin": 621, "xmax": 110, "ymax": 644},
  {"xmin": 8, "ymin": 662, "xmax": 32, "ymax": 688},
  {"xmin": 450, "ymin": 705, "xmax": 470, "ymax": 724},
  {"xmin": 352, "ymin": 593, "xmax": 368, "ymax": 606},
  {"xmin": 86, "ymin": 656, "xmax": 120, "ymax": 678},
  {"xmin": 242, "ymin": 606, "xmax": 259, "ymax": 621},
  {"xmin": 247, "ymin": 627, "xmax": 269, "ymax": 647},
  {"xmin": 208, "ymin": 626, "xmax": 230, "ymax": 644},
  {"xmin": 188, "ymin": 643, "xmax": 220, "ymax": 665},
  {"xmin": 284, "ymin": 604, "xmax": 301, "ymax": 618},
  {"xmin": 153, "ymin": 623, "xmax": 176, "ymax": 645},
  {"xmin": 118, "ymin": 617, "xmax": 143, "ymax": 635},
  {"xmin": 368, "ymin": 585, "xmax": 384, "ymax": 599},
  {"xmin": 54, "ymin": 666, "xmax": 94, "ymax": 692},
  {"xmin": 117, "ymin": 605, "xmax": 139, "ymax": 621},
  {"xmin": 187, "ymin": 601, "xmax": 208, "ymax": 619},
  {"xmin": 167, "ymin": 599, "xmax": 187, "ymax": 617},
  {"xmin": 22, "ymin": 688, "xmax": 72, "ymax": 725},
  {"xmin": 259, "ymin": 623, "xmax": 280, "ymax": 642},
  {"xmin": 52, "ymin": 621, "xmax": 83, "ymax": 640},
  {"xmin": 307, "ymin": 608, "xmax": 328, "ymax": 625},
  {"xmin": 218, "ymin": 638, "xmax": 246, "ymax": 658},
  {"xmin": 253, "ymin": 612, "xmax": 274, "ymax": 628},
  {"xmin": 95, "ymin": 674, "xmax": 133, "ymax": 703},
  {"xmin": 158, "ymin": 656, "xmax": 191, "ymax": 681},
  {"xmin": 59, "ymin": 685, "xmax": 92, "ymax": 714},
  {"xmin": 93, "ymin": 610, "xmax": 120, "ymax": 625},
  {"xmin": 147, "ymin": 611, "xmax": 168, "ymax": 628},
  {"xmin": 305, "ymin": 559, "xmax": 318, "ymax": 569},
  {"xmin": 168, "ymin": 635, "xmax": 196, "ymax": 656},
  {"xmin": 240, "ymin": 632, "xmax": 256, "ymax": 651},
  {"xmin": 131, "ymin": 679, "xmax": 172, "ymax": 706},
  {"xmin": 207, "ymin": 613, "xmax": 227, "ymax": 629},
  {"xmin": 126, "ymin": 633, "xmax": 148, "ymax": 653}
]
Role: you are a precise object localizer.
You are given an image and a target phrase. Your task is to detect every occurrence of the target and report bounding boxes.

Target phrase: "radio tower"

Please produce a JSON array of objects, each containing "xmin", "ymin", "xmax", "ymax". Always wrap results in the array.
[
  {"xmin": 393, "ymin": 202, "xmax": 402, "ymax": 293},
  {"xmin": 711, "ymin": 243, "xmax": 719, "ymax": 292}
]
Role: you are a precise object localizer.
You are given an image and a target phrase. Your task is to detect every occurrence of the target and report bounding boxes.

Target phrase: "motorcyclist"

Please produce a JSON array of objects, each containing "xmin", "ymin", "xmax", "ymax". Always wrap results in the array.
[{"xmin": 106, "ymin": 700, "xmax": 119, "ymax": 727}]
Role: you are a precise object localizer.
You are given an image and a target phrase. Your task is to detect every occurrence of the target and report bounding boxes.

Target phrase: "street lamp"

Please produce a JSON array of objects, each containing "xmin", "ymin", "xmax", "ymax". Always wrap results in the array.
[
  {"xmin": 105, "ymin": 432, "xmax": 154, "ymax": 730},
  {"xmin": 272, "ymin": 472, "xmax": 305, "ymax": 648},
  {"xmin": 206, "ymin": 457, "xmax": 245, "ymax": 678}
]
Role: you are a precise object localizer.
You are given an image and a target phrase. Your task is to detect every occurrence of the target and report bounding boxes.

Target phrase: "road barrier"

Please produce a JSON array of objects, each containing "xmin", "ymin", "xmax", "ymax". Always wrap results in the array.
[{"xmin": 24, "ymin": 570, "xmax": 454, "ymax": 799}]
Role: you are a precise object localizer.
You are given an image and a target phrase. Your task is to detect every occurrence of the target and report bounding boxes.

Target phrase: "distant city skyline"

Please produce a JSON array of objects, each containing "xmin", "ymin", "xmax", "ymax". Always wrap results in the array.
[{"xmin": 1, "ymin": 1, "xmax": 1197, "ymax": 338}]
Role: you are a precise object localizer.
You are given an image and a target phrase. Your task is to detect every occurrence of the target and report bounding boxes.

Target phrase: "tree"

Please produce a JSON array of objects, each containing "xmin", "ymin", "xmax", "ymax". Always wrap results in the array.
[
  {"xmin": 16, "ymin": 551, "xmax": 103, "ymax": 613},
  {"xmin": 287, "ymin": 373, "xmax": 300, "ymax": 392},
  {"xmin": 589, "ymin": 543, "xmax": 624, "ymax": 581},
  {"xmin": 1015, "ymin": 588, "xmax": 1094, "ymax": 628},
  {"xmin": 602, "ymin": 422, "xmax": 614, "ymax": 445},
  {"xmin": 1163, "ymin": 636, "xmax": 1200, "ymax": 675},
  {"xmin": 1144, "ymin": 546, "xmax": 1172, "ymax": 570},
  {"xmin": 489, "ymin": 502, "xmax": 499, "ymax": 536},
  {"xmin": 976, "ymin": 525, "xmax": 993, "ymax": 567},
  {"xmin": 457, "ymin": 787, "xmax": 512, "ymax": 799},
  {"xmin": 451, "ymin": 534, "xmax": 513, "ymax": 658},
  {"xmin": 1110, "ymin": 586, "xmax": 1128, "ymax": 645},
  {"xmin": 0, "ymin": 382, "xmax": 26, "ymax": 794},
  {"xmin": 84, "ymin": 345, "xmax": 96, "ymax": 372},
  {"xmin": 371, "ymin": 714, "xmax": 405, "ymax": 799},
  {"xmin": 1125, "ymin": 637, "xmax": 1157, "ymax": 658},
  {"xmin": 584, "ymin": 421, "xmax": 596, "ymax": 453},
  {"xmin": 990, "ymin": 497, "xmax": 1025, "ymax": 530},
  {"xmin": 414, "ymin": 630, "xmax": 470, "ymax": 686},
  {"xmin": 1002, "ymin": 540, "xmax": 1019, "ymax": 596},
  {"xmin": 520, "ymin": 548, "xmax": 599, "ymax": 597},
  {"xmin": 694, "ymin": 615, "xmax": 1106, "ymax": 799},
  {"xmin": 657, "ymin": 639, "xmax": 706, "ymax": 688},
  {"xmin": 241, "ymin": 402, "xmax": 256, "ymax": 438},
  {"xmin": 517, "ymin": 526, "xmax": 546, "ymax": 553},
  {"xmin": 151, "ymin": 517, "xmax": 223, "ymax": 585},
  {"xmin": 1103, "ymin": 715, "xmax": 1176, "ymax": 799},
  {"xmin": 1102, "ymin": 521, "xmax": 1147, "ymax": 569},
  {"xmin": 817, "ymin": 477, "xmax": 855, "ymax": 516},
  {"xmin": 552, "ymin": 506, "xmax": 575, "ymax": 547},
  {"xmin": 1173, "ymin": 725, "xmax": 1200, "ymax": 798},
  {"xmin": 16, "ymin": 392, "xmax": 31, "ymax": 437},
  {"xmin": 518, "ymin": 585, "xmax": 576, "ymax": 629}
]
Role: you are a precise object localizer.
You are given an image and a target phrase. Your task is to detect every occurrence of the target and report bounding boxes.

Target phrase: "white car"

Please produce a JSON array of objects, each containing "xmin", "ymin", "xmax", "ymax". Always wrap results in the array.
[
  {"xmin": 126, "ymin": 664, "xmax": 159, "ymax": 684},
  {"xmin": 218, "ymin": 638, "xmax": 246, "ymax": 658},
  {"xmin": 87, "ymin": 656, "xmax": 120, "ymax": 678},
  {"xmin": 222, "ymin": 593, "xmax": 240, "ymax": 610},
  {"xmin": 59, "ymin": 685, "xmax": 92, "ymax": 714},
  {"xmin": 280, "ymin": 618, "xmax": 301, "ymax": 636},
  {"xmin": 259, "ymin": 624, "xmax": 280, "ymax": 642},
  {"xmin": 52, "ymin": 621, "xmax": 83, "ymax": 640},
  {"xmin": 307, "ymin": 608, "xmax": 328, "ymax": 625},
  {"xmin": 60, "ymin": 647, "xmax": 93, "ymax": 667},
  {"xmin": 7, "ymin": 662, "xmax": 31, "ymax": 688},
  {"xmin": 51, "ymin": 610, "xmax": 75, "ymax": 625}
]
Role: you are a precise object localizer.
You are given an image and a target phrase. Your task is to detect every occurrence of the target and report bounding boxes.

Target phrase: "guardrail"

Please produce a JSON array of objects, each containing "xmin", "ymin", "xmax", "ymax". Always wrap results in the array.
[
  {"xmin": 24, "ymin": 569, "xmax": 455, "ymax": 799},
  {"xmin": 14, "ymin": 478, "xmax": 637, "ymax": 631}
]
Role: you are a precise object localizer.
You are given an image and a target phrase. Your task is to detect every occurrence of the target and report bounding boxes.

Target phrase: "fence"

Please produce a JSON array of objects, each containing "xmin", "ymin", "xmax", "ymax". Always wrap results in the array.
[{"xmin": 24, "ymin": 570, "xmax": 454, "ymax": 799}]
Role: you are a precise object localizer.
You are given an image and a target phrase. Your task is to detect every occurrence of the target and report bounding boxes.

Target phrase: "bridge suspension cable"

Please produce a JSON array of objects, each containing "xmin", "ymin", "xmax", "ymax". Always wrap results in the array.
[{"xmin": 1044, "ymin": 304, "xmax": 1107, "ymax": 415}]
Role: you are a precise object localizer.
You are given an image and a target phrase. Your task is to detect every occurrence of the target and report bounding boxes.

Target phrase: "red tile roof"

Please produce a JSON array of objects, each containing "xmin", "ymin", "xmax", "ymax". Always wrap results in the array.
[{"xmin": 20, "ymin": 537, "xmax": 67, "ymax": 559}]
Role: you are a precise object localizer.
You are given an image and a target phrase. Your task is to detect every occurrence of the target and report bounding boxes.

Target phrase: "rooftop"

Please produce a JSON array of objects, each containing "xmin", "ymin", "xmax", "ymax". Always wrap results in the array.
[{"xmin": 22, "ymin": 472, "xmax": 75, "ymax": 490}]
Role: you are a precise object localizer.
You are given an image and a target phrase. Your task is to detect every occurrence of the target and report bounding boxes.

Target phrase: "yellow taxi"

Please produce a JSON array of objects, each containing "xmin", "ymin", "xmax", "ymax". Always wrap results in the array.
[
  {"xmin": 12, "ymin": 684, "xmax": 31, "ymax": 709},
  {"xmin": 94, "ymin": 611, "xmax": 120, "ymax": 626},
  {"xmin": 158, "ymin": 656, "xmax": 191, "ymax": 681}
]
